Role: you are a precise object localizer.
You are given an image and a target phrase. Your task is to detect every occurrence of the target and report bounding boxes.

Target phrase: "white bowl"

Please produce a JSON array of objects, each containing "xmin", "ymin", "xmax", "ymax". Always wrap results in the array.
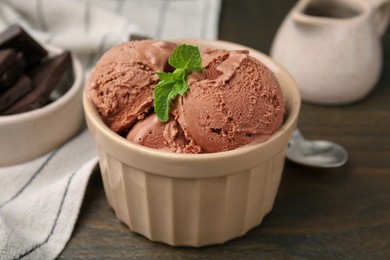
[
  {"xmin": 84, "ymin": 39, "xmax": 301, "ymax": 247},
  {"xmin": 0, "ymin": 45, "xmax": 84, "ymax": 167}
]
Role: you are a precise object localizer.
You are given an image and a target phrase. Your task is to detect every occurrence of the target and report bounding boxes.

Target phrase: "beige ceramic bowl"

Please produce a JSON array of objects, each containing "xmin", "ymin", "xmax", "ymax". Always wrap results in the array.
[
  {"xmin": 84, "ymin": 39, "xmax": 301, "ymax": 247},
  {"xmin": 0, "ymin": 45, "xmax": 84, "ymax": 167}
]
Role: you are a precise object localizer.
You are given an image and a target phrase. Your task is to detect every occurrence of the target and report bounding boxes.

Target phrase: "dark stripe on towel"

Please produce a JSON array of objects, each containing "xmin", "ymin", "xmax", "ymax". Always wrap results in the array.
[
  {"xmin": 14, "ymin": 170, "xmax": 77, "ymax": 260},
  {"xmin": 0, "ymin": 150, "xmax": 58, "ymax": 209}
]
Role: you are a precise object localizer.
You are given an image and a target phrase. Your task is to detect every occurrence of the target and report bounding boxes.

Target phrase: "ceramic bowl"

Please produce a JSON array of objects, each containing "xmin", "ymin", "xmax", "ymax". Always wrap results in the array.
[
  {"xmin": 84, "ymin": 39, "xmax": 301, "ymax": 247},
  {"xmin": 0, "ymin": 45, "xmax": 84, "ymax": 167}
]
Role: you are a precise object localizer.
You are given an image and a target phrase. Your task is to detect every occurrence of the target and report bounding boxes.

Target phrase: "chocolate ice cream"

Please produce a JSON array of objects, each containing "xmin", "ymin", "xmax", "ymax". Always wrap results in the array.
[
  {"xmin": 87, "ymin": 40, "xmax": 177, "ymax": 134},
  {"xmin": 175, "ymin": 49, "xmax": 285, "ymax": 152},
  {"xmin": 127, "ymin": 113, "xmax": 201, "ymax": 153},
  {"xmin": 87, "ymin": 41, "xmax": 285, "ymax": 153}
]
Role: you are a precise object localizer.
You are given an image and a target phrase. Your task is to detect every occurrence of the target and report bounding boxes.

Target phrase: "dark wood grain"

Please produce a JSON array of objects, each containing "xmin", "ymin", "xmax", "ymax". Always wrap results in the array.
[{"xmin": 59, "ymin": 0, "xmax": 390, "ymax": 258}]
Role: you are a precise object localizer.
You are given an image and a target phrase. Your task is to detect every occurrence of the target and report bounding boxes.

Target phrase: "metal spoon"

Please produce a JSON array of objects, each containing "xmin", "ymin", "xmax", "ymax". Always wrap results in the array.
[{"xmin": 286, "ymin": 129, "xmax": 348, "ymax": 168}]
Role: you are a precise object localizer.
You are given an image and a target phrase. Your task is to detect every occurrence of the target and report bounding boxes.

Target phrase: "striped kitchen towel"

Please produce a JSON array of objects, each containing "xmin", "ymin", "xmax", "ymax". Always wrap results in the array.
[
  {"xmin": 0, "ymin": 131, "xmax": 98, "ymax": 260},
  {"xmin": 0, "ymin": 0, "xmax": 221, "ymax": 70},
  {"xmin": 0, "ymin": 0, "xmax": 221, "ymax": 259}
]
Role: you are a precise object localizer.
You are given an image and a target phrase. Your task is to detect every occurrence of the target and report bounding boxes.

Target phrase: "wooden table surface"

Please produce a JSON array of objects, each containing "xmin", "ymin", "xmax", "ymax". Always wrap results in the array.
[{"xmin": 60, "ymin": 0, "xmax": 390, "ymax": 258}]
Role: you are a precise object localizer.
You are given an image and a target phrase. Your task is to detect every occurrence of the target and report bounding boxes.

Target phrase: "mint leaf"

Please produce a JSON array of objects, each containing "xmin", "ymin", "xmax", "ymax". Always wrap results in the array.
[
  {"xmin": 153, "ymin": 80, "xmax": 189, "ymax": 122},
  {"xmin": 168, "ymin": 44, "xmax": 203, "ymax": 71},
  {"xmin": 153, "ymin": 81, "xmax": 176, "ymax": 122},
  {"xmin": 154, "ymin": 44, "xmax": 203, "ymax": 122},
  {"xmin": 156, "ymin": 72, "xmax": 175, "ymax": 81}
]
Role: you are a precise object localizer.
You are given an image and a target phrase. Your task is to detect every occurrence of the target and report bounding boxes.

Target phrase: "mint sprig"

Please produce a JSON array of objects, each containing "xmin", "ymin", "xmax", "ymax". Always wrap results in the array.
[{"xmin": 154, "ymin": 44, "xmax": 203, "ymax": 122}]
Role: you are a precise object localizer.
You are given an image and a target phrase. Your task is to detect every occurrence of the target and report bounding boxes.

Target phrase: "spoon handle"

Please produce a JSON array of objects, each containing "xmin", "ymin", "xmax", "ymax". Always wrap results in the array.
[{"xmin": 289, "ymin": 129, "xmax": 304, "ymax": 145}]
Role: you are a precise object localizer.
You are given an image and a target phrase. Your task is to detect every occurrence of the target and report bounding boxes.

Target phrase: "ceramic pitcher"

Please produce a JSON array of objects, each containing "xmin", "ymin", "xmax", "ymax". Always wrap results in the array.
[{"xmin": 270, "ymin": 0, "xmax": 390, "ymax": 105}]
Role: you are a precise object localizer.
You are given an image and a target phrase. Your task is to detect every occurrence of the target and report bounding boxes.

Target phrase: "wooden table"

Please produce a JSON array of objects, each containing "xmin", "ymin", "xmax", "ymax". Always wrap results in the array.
[{"xmin": 59, "ymin": 0, "xmax": 390, "ymax": 258}]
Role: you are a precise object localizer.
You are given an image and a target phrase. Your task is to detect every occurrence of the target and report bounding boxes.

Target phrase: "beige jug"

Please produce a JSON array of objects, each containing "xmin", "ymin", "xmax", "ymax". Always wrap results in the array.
[{"xmin": 270, "ymin": 0, "xmax": 390, "ymax": 105}]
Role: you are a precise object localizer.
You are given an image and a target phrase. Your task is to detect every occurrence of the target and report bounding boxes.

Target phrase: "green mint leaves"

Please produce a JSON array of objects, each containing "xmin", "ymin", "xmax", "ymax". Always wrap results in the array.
[{"xmin": 154, "ymin": 44, "xmax": 203, "ymax": 122}]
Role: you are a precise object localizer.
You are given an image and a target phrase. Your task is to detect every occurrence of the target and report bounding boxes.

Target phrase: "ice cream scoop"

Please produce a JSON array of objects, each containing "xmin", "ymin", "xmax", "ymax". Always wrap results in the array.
[
  {"xmin": 126, "ymin": 113, "xmax": 201, "ymax": 153},
  {"xmin": 86, "ymin": 40, "xmax": 177, "ymax": 134},
  {"xmin": 175, "ymin": 49, "xmax": 285, "ymax": 153}
]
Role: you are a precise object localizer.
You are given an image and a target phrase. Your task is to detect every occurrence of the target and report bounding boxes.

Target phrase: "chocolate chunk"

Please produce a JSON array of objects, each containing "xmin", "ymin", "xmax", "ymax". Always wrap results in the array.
[
  {"xmin": 3, "ymin": 51, "xmax": 74, "ymax": 115},
  {"xmin": 1, "ymin": 63, "xmax": 22, "ymax": 89},
  {"xmin": 0, "ymin": 49, "xmax": 19, "ymax": 90},
  {"xmin": 0, "ymin": 75, "xmax": 32, "ymax": 113},
  {"xmin": 0, "ymin": 49, "xmax": 16, "ymax": 74},
  {"xmin": 0, "ymin": 24, "xmax": 48, "ymax": 68}
]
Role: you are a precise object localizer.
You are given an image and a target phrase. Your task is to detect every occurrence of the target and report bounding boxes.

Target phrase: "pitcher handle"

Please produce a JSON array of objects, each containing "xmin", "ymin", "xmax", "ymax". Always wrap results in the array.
[{"xmin": 368, "ymin": 0, "xmax": 390, "ymax": 36}]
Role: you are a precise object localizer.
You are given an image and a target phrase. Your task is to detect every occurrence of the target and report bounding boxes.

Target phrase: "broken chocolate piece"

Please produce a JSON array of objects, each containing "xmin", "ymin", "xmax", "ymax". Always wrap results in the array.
[
  {"xmin": 3, "ymin": 51, "xmax": 74, "ymax": 115},
  {"xmin": 0, "ymin": 49, "xmax": 23, "ymax": 90},
  {"xmin": 0, "ymin": 24, "xmax": 48, "ymax": 68},
  {"xmin": 0, "ymin": 50, "xmax": 24, "ymax": 91},
  {"xmin": 0, "ymin": 75, "xmax": 32, "ymax": 113},
  {"xmin": 1, "ymin": 61, "xmax": 22, "ymax": 89},
  {"xmin": 0, "ymin": 49, "xmax": 16, "ymax": 74}
]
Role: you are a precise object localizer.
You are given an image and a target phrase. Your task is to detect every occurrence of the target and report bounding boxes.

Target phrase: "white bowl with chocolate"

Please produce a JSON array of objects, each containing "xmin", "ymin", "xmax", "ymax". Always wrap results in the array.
[{"xmin": 0, "ymin": 25, "xmax": 84, "ymax": 166}]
